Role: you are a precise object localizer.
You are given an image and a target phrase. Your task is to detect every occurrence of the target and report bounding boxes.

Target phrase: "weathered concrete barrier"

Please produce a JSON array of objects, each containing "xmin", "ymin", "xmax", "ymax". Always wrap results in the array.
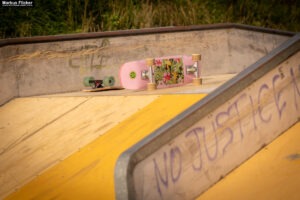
[
  {"xmin": 114, "ymin": 33, "xmax": 300, "ymax": 200},
  {"xmin": 0, "ymin": 24, "xmax": 293, "ymax": 105}
]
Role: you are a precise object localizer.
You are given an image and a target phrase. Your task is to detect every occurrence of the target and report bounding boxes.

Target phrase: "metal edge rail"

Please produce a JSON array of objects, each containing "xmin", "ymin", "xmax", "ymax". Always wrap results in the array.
[
  {"xmin": 0, "ymin": 23, "xmax": 295, "ymax": 47},
  {"xmin": 114, "ymin": 33, "xmax": 300, "ymax": 199}
]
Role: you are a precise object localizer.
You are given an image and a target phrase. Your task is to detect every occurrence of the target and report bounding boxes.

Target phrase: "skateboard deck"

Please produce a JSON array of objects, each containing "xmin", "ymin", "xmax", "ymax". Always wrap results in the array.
[
  {"xmin": 82, "ymin": 86, "xmax": 124, "ymax": 92},
  {"xmin": 119, "ymin": 55, "xmax": 196, "ymax": 90}
]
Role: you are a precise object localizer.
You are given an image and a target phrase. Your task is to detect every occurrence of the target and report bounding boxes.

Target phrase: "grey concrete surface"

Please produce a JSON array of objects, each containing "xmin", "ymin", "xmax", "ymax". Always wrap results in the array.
[{"xmin": 0, "ymin": 24, "xmax": 293, "ymax": 105}]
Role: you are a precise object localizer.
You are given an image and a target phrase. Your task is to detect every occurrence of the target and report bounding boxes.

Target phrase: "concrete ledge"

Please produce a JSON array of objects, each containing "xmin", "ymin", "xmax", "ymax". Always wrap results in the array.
[
  {"xmin": 114, "ymin": 34, "xmax": 300, "ymax": 199},
  {"xmin": 0, "ymin": 23, "xmax": 294, "ymax": 47}
]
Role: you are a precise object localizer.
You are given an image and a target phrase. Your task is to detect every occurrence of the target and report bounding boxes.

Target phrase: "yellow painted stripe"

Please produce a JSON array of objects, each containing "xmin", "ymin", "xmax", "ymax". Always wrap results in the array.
[
  {"xmin": 5, "ymin": 94, "xmax": 206, "ymax": 200},
  {"xmin": 196, "ymin": 122, "xmax": 300, "ymax": 200}
]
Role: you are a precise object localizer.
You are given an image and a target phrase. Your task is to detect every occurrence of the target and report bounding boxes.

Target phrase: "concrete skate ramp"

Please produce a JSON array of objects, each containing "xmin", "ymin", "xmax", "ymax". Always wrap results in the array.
[
  {"xmin": 0, "ymin": 28, "xmax": 299, "ymax": 200},
  {"xmin": 0, "ymin": 95, "xmax": 159, "ymax": 199},
  {"xmin": 114, "ymin": 33, "xmax": 300, "ymax": 200},
  {"xmin": 2, "ymin": 94, "xmax": 207, "ymax": 200}
]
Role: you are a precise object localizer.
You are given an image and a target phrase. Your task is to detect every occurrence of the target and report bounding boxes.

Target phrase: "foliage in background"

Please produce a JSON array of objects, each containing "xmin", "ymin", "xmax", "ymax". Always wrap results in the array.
[{"xmin": 0, "ymin": 0, "xmax": 299, "ymax": 38}]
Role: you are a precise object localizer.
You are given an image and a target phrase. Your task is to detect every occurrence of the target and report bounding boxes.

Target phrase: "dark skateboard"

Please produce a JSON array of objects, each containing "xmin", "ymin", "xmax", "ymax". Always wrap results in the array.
[{"xmin": 82, "ymin": 76, "xmax": 124, "ymax": 92}]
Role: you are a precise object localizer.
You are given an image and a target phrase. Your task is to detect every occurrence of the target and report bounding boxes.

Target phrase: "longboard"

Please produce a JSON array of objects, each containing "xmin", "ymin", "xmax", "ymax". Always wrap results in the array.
[{"xmin": 119, "ymin": 55, "xmax": 199, "ymax": 90}]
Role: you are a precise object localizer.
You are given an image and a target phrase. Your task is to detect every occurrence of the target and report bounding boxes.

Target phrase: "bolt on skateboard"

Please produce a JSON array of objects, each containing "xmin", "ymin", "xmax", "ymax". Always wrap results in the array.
[{"xmin": 119, "ymin": 54, "xmax": 202, "ymax": 90}]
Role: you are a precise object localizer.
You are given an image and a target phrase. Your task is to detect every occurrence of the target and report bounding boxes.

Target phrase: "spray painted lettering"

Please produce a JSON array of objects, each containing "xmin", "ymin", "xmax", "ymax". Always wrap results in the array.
[
  {"xmin": 151, "ymin": 65, "xmax": 300, "ymax": 199},
  {"xmin": 68, "ymin": 39, "xmax": 110, "ymax": 73}
]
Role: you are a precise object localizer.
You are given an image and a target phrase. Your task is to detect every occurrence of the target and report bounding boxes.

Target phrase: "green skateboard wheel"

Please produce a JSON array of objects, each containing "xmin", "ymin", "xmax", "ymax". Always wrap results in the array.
[
  {"xmin": 83, "ymin": 76, "xmax": 94, "ymax": 87},
  {"xmin": 103, "ymin": 76, "xmax": 115, "ymax": 87}
]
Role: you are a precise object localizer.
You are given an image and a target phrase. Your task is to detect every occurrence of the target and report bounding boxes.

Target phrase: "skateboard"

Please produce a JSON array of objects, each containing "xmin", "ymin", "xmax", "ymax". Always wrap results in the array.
[
  {"xmin": 82, "ymin": 76, "xmax": 123, "ymax": 92},
  {"xmin": 119, "ymin": 55, "xmax": 201, "ymax": 90}
]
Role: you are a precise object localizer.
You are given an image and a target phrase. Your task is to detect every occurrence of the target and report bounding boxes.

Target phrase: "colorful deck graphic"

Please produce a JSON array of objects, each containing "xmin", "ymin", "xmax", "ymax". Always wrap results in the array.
[{"xmin": 154, "ymin": 58, "xmax": 184, "ymax": 86}]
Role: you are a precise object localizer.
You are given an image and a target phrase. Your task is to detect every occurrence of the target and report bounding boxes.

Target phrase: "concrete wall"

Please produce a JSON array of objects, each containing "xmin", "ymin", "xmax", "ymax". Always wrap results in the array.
[{"xmin": 0, "ymin": 24, "xmax": 292, "ymax": 105}]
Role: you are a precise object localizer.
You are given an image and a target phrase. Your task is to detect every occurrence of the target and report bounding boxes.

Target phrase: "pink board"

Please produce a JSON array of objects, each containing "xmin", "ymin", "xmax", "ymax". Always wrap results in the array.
[{"xmin": 119, "ymin": 55, "xmax": 196, "ymax": 90}]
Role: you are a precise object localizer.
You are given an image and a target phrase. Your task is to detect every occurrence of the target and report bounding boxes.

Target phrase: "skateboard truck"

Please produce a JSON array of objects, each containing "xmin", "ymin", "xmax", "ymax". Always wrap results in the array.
[
  {"xmin": 83, "ymin": 76, "xmax": 115, "ymax": 89},
  {"xmin": 89, "ymin": 79, "xmax": 103, "ymax": 89},
  {"xmin": 187, "ymin": 54, "xmax": 202, "ymax": 85},
  {"xmin": 144, "ymin": 58, "xmax": 157, "ymax": 90}
]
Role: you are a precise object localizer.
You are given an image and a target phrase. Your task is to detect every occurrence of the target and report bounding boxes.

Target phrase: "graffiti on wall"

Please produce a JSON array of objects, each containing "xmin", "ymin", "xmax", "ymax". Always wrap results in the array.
[
  {"xmin": 68, "ymin": 39, "xmax": 110, "ymax": 74},
  {"xmin": 133, "ymin": 58, "xmax": 300, "ymax": 200}
]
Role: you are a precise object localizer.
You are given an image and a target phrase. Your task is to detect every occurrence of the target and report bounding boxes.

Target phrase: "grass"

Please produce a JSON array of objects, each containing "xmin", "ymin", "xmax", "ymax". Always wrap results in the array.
[{"xmin": 0, "ymin": 0, "xmax": 299, "ymax": 38}]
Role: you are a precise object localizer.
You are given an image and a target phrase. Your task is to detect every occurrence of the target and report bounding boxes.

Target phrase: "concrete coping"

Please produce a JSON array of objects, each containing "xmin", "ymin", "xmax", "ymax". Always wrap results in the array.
[{"xmin": 0, "ymin": 23, "xmax": 295, "ymax": 47}]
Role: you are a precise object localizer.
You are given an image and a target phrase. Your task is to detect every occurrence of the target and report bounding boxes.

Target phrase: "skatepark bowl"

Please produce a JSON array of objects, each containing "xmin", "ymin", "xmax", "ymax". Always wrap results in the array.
[{"xmin": 0, "ymin": 24, "xmax": 299, "ymax": 200}]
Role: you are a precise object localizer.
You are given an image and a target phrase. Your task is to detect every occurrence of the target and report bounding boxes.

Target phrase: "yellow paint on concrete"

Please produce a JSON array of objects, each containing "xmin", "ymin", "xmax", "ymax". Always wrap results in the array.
[
  {"xmin": 0, "ymin": 96, "xmax": 159, "ymax": 199},
  {"xmin": 5, "ymin": 94, "xmax": 206, "ymax": 200},
  {"xmin": 197, "ymin": 122, "xmax": 300, "ymax": 200}
]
